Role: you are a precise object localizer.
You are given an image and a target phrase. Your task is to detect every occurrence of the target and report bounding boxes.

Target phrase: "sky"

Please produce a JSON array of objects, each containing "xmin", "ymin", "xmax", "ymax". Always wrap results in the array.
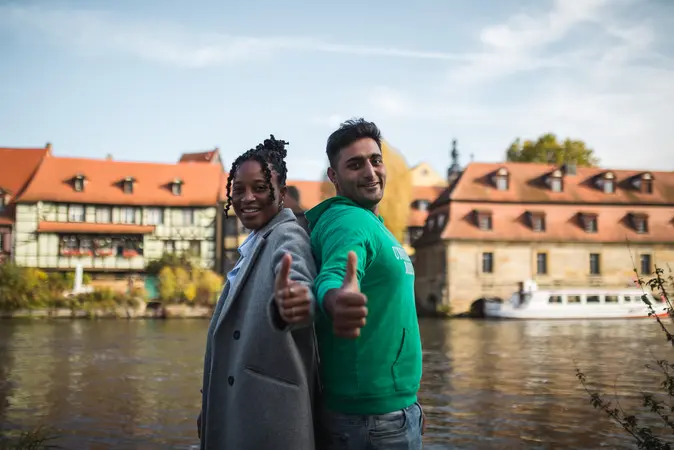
[{"xmin": 1, "ymin": 0, "xmax": 672, "ymax": 181}]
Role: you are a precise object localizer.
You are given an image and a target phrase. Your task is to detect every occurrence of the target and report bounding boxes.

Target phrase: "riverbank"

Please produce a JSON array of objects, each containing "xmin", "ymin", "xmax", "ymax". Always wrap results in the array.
[{"xmin": 0, "ymin": 304, "xmax": 213, "ymax": 319}]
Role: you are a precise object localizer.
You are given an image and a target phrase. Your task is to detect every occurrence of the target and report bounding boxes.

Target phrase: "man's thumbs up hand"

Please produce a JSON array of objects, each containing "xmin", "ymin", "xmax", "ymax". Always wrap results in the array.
[
  {"xmin": 274, "ymin": 253, "xmax": 311, "ymax": 325},
  {"xmin": 325, "ymin": 251, "xmax": 368, "ymax": 339}
]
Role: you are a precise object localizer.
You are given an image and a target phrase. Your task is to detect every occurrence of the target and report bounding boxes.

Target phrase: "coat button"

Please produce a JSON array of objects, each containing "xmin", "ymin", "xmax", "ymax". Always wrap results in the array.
[
  {"xmin": 233, "ymin": 330, "xmax": 240, "ymax": 340},
  {"xmin": 228, "ymin": 376, "xmax": 234, "ymax": 386}
]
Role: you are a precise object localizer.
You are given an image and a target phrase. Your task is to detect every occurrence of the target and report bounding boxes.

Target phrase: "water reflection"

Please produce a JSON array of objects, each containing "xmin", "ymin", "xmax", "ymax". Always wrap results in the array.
[{"xmin": 0, "ymin": 319, "xmax": 670, "ymax": 449}]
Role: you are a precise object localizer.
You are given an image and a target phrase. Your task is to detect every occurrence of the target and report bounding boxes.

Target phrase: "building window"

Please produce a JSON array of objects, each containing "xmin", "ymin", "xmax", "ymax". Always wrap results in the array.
[
  {"xmin": 630, "ymin": 213, "xmax": 649, "ymax": 233},
  {"xmin": 536, "ymin": 252, "xmax": 548, "ymax": 275},
  {"xmin": 640, "ymin": 254, "xmax": 652, "ymax": 275},
  {"xmin": 589, "ymin": 253, "xmax": 601, "ymax": 275},
  {"xmin": 0, "ymin": 194, "xmax": 5, "ymax": 212},
  {"xmin": 528, "ymin": 212, "xmax": 546, "ymax": 232},
  {"xmin": 68, "ymin": 205, "xmax": 85, "ymax": 222},
  {"xmin": 164, "ymin": 240, "xmax": 175, "ymax": 254},
  {"xmin": 189, "ymin": 240, "xmax": 201, "ymax": 257},
  {"xmin": 73, "ymin": 175, "xmax": 86, "ymax": 192},
  {"xmin": 482, "ymin": 252, "xmax": 494, "ymax": 274},
  {"xmin": 549, "ymin": 170, "xmax": 563, "ymax": 192},
  {"xmin": 602, "ymin": 172, "xmax": 615, "ymax": 194},
  {"xmin": 122, "ymin": 177, "xmax": 135, "ymax": 194},
  {"xmin": 146, "ymin": 208, "xmax": 164, "ymax": 225},
  {"xmin": 412, "ymin": 200, "xmax": 430, "ymax": 211},
  {"xmin": 60, "ymin": 236, "xmax": 79, "ymax": 255},
  {"xmin": 96, "ymin": 207, "xmax": 111, "ymax": 223},
  {"xmin": 171, "ymin": 179, "xmax": 183, "ymax": 196},
  {"xmin": 475, "ymin": 210, "xmax": 493, "ymax": 231},
  {"xmin": 183, "ymin": 209, "xmax": 194, "ymax": 226},
  {"xmin": 587, "ymin": 295, "xmax": 600, "ymax": 303},
  {"xmin": 580, "ymin": 213, "xmax": 598, "ymax": 233},
  {"xmin": 494, "ymin": 168, "xmax": 509, "ymax": 191},
  {"xmin": 641, "ymin": 173, "xmax": 653, "ymax": 194},
  {"xmin": 224, "ymin": 216, "xmax": 238, "ymax": 236},
  {"xmin": 120, "ymin": 207, "xmax": 136, "ymax": 224},
  {"xmin": 605, "ymin": 295, "xmax": 619, "ymax": 303}
]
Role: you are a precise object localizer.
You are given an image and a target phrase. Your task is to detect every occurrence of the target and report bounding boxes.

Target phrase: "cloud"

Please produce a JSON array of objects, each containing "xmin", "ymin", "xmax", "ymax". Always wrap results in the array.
[
  {"xmin": 361, "ymin": 0, "xmax": 674, "ymax": 170},
  {"xmin": 0, "ymin": 4, "xmax": 478, "ymax": 67}
]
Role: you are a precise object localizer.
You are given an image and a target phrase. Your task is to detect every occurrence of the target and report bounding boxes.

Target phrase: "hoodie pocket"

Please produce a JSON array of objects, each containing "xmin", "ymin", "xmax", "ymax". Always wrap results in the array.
[{"xmin": 391, "ymin": 328, "xmax": 417, "ymax": 392}]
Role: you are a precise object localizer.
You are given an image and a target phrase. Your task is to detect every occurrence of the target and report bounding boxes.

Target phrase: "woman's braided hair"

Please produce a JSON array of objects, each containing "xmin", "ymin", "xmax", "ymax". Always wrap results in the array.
[{"xmin": 224, "ymin": 135, "xmax": 289, "ymax": 218}]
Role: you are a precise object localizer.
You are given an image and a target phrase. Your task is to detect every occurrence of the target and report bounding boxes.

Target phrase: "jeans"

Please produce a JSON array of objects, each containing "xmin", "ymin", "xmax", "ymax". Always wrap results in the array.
[{"xmin": 320, "ymin": 402, "xmax": 424, "ymax": 450}]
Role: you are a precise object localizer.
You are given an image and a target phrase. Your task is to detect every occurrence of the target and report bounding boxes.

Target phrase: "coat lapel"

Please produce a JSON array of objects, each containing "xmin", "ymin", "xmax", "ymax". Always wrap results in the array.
[{"xmin": 213, "ymin": 208, "xmax": 296, "ymax": 333}]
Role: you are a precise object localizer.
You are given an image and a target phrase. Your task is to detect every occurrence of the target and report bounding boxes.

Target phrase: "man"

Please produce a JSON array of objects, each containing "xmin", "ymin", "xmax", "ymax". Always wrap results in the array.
[{"xmin": 304, "ymin": 118, "xmax": 424, "ymax": 449}]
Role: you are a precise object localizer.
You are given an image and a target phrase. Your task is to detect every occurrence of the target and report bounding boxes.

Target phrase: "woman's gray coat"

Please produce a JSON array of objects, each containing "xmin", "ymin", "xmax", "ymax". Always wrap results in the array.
[{"xmin": 200, "ymin": 208, "xmax": 318, "ymax": 450}]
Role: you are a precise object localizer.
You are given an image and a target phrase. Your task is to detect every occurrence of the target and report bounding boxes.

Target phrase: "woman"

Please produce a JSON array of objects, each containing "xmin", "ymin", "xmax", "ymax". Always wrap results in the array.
[{"xmin": 199, "ymin": 136, "xmax": 318, "ymax": 449}]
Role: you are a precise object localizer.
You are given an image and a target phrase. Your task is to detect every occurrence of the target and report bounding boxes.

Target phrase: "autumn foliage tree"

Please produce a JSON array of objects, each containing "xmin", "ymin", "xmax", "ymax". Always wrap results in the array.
[
  {"xmin": 378, "ymin": 140, "xmax": 412, "ymax": 243},
  {"xmin": 316, "ymin": 139, "xmax": 412, "ymax": 243},
  {"xmin": 506, "ymin": 133, "xmax": 599, "ymax": 167}
]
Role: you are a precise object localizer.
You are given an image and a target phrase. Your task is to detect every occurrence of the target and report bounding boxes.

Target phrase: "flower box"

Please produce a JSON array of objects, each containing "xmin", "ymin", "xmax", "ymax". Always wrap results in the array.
[
  {"xmin": 122, "ymin": 250, "xmax": 139, "ymax": 258},
  {"xmin": 95, "ymin": 249, "xmax": 113, "ymax": 257}
]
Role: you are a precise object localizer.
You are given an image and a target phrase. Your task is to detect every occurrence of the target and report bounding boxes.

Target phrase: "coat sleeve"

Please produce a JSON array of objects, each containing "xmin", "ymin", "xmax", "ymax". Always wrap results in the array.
[{"xmin": 267, "ymin": 221, "xmax": 318, "ymax": 331}]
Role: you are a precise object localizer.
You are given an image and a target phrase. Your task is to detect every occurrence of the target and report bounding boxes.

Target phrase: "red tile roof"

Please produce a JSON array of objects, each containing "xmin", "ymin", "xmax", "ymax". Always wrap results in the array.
[
  {"xmin": 415, "ymin": 161, "xmax": 674, "ymax": 247},
  {"xmin": 179, "ymin": 149, "xmax": 220, "ymax": 164},
  {"xmin": 412, "ymin": 185, "xmax": 445, "ymax": 202},
  {"xmin": 0, "ymin": 146, "xmax": 51, "ymax": 224},
  {"xmin": 18, "ymin": 157, "xmax": 223, "ymax": 206},
  {"xmin": 37, "ymin": 222, "xmax": 155, "ymax": 234},
  {"xmin": 451, "ymin": 162, "xmax": 674, "ymax": 205},
  {"xmin": 440, "ymin": 202, "xmax": 674, "ymax": 244}
]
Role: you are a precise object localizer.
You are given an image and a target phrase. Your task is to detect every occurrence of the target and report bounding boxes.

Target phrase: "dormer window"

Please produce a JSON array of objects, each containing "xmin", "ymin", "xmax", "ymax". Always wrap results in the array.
[
  {"xmin": 494, "ymin": 167, "xmax": 509, "ymax": 191},
  {"xmin": 579, "ymin": 213, "xmax": 598, "ymax": 233},
  {"xmin": 641, "ymin": 173, "xmax": 653, "ymax": 194},
  {"xmin": 474, "ymin": 210, "xmax": 493, "ymax": 231},
  {"xmin": 170, "ymin": 178, "xmax": 184, "ymax": 196},
  {"xmin": 601, "ymin": 172, "xmax": 615, "ymax": 194},
  {"xmin": 122, "ymin": 177, "xmax": 135, "ymax": 194},
  {"xmin": 412, "ymin": 200, "xmax": 430, "ymax": 211},
  {"xmin": 629, "ymin": 213, "xmax": 649, "ymax": 233},
  {"xmin": 0, "ymin": 193, "xmax": 6, "ymax": 212},
  {"xmin": 73, "ymin": 175, "xmax": 86, "ymax": 192},
  {"xmin": 527, "ymin": 211, "xmax": 546, "ymax": 232},
  {"xmin": 549, "ymin": 169, "xmax": 563, "ymax": 192}
]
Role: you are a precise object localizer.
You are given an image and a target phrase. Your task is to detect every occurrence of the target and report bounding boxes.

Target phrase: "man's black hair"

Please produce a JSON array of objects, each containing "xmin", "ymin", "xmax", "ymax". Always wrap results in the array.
[
  {"xmin": 326, "ymin": 118, "xmax": 382, "ymax": 168},
  {"xmin": 224, "ymin": 135, "xmax": 288, "ymax": 217}
]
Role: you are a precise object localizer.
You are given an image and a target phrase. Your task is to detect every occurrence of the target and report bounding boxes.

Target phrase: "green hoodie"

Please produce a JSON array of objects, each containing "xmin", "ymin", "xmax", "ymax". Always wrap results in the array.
[{"xmin": 306, "ymin": 196, "xmax": 422, "ymax": 415}]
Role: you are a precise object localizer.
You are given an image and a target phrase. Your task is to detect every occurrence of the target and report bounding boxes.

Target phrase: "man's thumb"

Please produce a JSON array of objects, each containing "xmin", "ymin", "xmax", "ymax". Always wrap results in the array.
[
  {"xmin": 342, "ymin": 251, "xmax": 358, "ymax": 288},
  {"xmin": 278, "ymin": 253, "xmax": 292, "ymax": 286}
]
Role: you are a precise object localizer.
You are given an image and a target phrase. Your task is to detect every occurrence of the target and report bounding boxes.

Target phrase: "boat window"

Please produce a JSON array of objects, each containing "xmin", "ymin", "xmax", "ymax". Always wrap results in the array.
[
  {"xmin": 567, "ymin": 295, "xmax": 581, "ymax": 304},
  {"xmin": 548, "ymin": 295, "xmax": 562, "ymax": 304},
  {"xmin": 587, "ymin": 295, "xmax": 601, "ymax": 303},
  {"xmin": 605, "ymin": 295, "xmax": 619, "ymax": 303},
  {"xmin": 624, "ymin": 295, "xmax": 632, "ymax": 303}
]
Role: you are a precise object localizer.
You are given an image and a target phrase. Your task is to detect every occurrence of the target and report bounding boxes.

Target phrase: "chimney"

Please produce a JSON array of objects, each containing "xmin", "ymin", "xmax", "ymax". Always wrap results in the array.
[
  {"xmin": 105, "ymin": 154, "xmax": 113, "ymax": 161},
  {"xmin": 45, "ymin": 142, "xmax": 52, "ymax": 153}
]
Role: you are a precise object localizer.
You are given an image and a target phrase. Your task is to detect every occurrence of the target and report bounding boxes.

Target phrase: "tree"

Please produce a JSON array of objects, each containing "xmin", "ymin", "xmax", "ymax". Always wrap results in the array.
[
  {"xmin": 506, "ymin": 133, "xmax": 599, "ymax": 167},
  {"xmin": 158, "ymin": 266, "xmax": 177, "ymax": 302},
  {"xmin": 379, "ymin": 140, "xmax": 412, "ymax": 243}
]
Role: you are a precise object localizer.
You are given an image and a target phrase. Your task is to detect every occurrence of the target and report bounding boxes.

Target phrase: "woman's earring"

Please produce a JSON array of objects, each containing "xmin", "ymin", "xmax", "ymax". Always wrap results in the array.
[{"xmin": 279, "ymin": 200, "xmax": 284, "ymax": 211}]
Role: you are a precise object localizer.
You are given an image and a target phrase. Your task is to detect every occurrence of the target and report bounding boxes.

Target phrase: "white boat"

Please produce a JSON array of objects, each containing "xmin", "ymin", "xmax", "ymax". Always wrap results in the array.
[{"xmin": 484, "ymin": 281, "xmax": 670, "ymax": 320}]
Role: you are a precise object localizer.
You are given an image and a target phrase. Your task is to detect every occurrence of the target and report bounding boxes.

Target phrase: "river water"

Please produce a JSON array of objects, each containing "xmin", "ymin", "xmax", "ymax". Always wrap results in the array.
[{"xmin": 0, "ymin": 318, "xmax": 670, "ymax": 449}]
